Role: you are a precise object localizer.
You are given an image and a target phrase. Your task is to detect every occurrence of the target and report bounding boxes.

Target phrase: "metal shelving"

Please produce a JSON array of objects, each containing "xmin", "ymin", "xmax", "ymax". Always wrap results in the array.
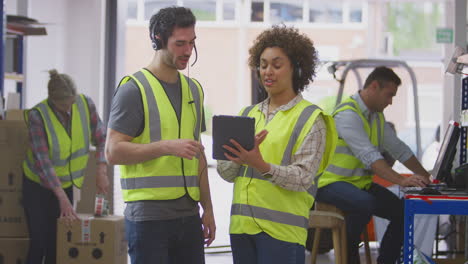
[
  {"xmin": 0, "ymin": 1, "xmax": 45, "ymax": 111},
  {"xmin": 0, "ymin": 1, "xmax": 24, "ymax": 109},
  {"xmin": 1, "ymin": 0, "xmax": 5, "ymax": 102},
  {"xmin": 461, "ymin": 77, "xmax": 468, "ymax": 164}
]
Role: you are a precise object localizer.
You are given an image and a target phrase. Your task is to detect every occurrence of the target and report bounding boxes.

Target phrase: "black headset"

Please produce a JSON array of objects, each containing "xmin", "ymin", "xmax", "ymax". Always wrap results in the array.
[
  {"xmin": 150, "ymin": 21, "xmax": 163, "ymax": 51},
  {"xmin": 151, "ymin": 37, "xmax": 162, "ymax": 51}
]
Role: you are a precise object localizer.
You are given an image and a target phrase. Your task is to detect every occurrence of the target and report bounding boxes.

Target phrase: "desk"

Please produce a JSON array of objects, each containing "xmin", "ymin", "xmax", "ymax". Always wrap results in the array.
[{"xmin": 403, "ymin": 195, "xmax": 468, "ymax": 263}]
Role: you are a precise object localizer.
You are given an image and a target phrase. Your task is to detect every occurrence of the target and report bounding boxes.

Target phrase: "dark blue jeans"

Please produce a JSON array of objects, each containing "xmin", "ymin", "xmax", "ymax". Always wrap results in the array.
[
  {"xmin": 125, "ymin": 214, "xmax": 205, "ymax": 264},
  {"xmin": 22, "ymin": 175, "xmax": 73, "ymax": 264},
  {"xmin": 230, "ymin": 232, "xmax": 305, "ymax": 264},
  {"xmin": 316, "ymin": 182, "xmax": 403, "ymax": 264}
]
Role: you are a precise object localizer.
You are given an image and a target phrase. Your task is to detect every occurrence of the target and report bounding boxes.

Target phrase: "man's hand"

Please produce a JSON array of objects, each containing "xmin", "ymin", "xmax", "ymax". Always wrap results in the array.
[
  {"xmin": 168, "ymin": 139, "xmax": 204, "ymax": 160},
  {"xmin": 400, "ymin": 174, "xmax": 431, "ymax": 187},
  {"xmin": 201, "ymin": 209, "xmax": 216, "ymax": 246},
  {"xmin": 96, "ymin": 163, "xmax": 109, "ymax": 195}
]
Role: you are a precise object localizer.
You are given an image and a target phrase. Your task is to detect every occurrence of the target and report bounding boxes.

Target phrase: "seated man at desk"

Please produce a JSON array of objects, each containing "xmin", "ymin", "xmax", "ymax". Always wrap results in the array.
[{"xmin": 316, "ymin": 66, "xmax": 431, "ymax": 264}]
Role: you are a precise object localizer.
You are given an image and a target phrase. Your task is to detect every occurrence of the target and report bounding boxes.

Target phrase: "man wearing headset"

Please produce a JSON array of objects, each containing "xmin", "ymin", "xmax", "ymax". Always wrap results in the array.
[{"xmin": 105, "ymin": 6, "xmax": 215, "ymax": 264}]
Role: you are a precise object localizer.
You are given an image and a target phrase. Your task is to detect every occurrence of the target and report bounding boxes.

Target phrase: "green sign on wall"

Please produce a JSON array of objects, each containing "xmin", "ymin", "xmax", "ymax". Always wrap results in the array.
[{"xmin": 436, "ymin": 28, "xmax": 453, "ymax": 43}]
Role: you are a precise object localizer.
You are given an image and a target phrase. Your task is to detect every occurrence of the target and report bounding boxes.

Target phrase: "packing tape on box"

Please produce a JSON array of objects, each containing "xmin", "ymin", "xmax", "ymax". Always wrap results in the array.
[
  {"xmin": 94, "ymin": 195, "xmax": 109, "ymax": 217},
  {"xmin": 81, "ymin": 217, "xmax": 92, "ymax": 242}
]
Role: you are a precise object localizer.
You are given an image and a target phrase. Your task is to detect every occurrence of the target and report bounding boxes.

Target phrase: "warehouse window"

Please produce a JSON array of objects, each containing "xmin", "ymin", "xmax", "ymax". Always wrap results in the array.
[
  {"xmin": 223, "ymin": 0, "xmax": 236, "ymax": 20},
  {"xmin": 270, "ymin": 0, "xmax": 303, "ymax": 23},
  {"xmin": 184, "ymin": 0, "xmax": 217, "ymax": 21},
  {"xmin": 129, "ymin": 0, "xmax": 363, "ymax": 25},
  {"xmin": 349, "ymin": 2, "xmax": 363, "ymax": 23},
  {"xmin": 144, "ymin": 0, "xmax": 177, "ymax": 20},
  {"xmin": 385, "ymin": 2, "xmax": 444, "ymax": 58},
  {"xmin": 309, "ymin": 1, "xmax": 343, "ymax": 23},
  {"xmin": 255, "ymin": 0, "xmax": 364, "ymax": 24},
  {"xmin": 251, "ymin": 0, "xmax": 264, "ymax": 22},
  {"xmin": 127, "ymin": 0, "xmax": 138, "ymax": 20},
  {"xmin": 130, "ymin": 0, "xmax": 239, "ymax": 23}
]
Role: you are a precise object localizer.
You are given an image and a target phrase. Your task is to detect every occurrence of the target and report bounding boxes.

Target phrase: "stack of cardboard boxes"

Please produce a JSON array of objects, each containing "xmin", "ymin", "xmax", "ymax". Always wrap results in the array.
[{"xmin": 0, "ymin": 119, "xmax": 30, "ymax": 263}]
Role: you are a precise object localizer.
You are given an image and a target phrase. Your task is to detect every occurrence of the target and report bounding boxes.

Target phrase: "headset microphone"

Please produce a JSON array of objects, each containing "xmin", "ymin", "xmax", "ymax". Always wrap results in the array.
[{"xmin": 191, "ymin": 45, "xmax": 198, "ymax": 67}]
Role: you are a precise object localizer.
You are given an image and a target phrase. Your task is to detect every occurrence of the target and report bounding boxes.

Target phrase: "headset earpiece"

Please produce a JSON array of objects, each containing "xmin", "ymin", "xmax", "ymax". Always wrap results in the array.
[
  {"xmin": 150, "ymin": 20, "xmax": 160, "ymax": 51},
  {"xmin": 295, "ymin": 62, "xmax": 302, "ymax": 79},
  {"xmin": 296, "ymin": 67, "xmax": 302, "ymax": 78},
  {"xmin": 152, "ymin": 35, "xmax": 162, "ymax": 51},
  {"xmin": 256, "ymin": 66, "xmax": 261, "ymax": 80}
]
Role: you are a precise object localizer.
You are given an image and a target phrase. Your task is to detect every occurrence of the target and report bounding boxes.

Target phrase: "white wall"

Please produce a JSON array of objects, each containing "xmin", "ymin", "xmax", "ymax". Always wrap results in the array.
[
  {"xmin": 63, "ymin": 0, "xmax": 106, "ymax": 113},
  {"xmin": 5, "ymin": 0, "xmax": 17, "ymax": 14},
  {"xmin": 23, "ymin": 0, "xmax": 66, "ymax": 107},
  {"xmin": 20, "ymin": 0, "xmax": 106, "ymax": 115}
]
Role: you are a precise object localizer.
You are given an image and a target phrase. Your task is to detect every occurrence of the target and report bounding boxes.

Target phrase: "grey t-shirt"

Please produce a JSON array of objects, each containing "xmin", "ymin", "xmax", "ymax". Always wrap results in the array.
[{"xmin": 108, "ymin": 71, "xmax": 206, "ymax": 221}]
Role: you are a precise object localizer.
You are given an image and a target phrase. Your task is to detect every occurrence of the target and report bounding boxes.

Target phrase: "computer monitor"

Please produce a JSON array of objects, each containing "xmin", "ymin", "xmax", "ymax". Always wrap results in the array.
[{"xmin": 432, "ymin": 121, "xmax": 460, "ymax": 187}]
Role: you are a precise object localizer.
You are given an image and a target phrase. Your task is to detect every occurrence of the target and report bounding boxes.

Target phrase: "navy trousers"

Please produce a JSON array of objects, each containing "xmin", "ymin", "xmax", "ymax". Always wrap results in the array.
[
  {"xmin": 23, "ymin": 175, "xmax": 73, "ymax": 264},
  {"xmin": 125, "ymin": 214, "xmax": 205, "ymax": 264},
  {"xmin": 316, "ymin": 182, "xmax": 404, "ymax": 264},
  {"xmin": 230, "ymin": 232, "xmax": 305, "ymax": 264}
]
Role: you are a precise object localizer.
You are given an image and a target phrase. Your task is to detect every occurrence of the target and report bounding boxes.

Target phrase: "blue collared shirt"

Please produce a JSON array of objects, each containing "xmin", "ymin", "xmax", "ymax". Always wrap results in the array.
[{"xmin": 334, "ymin": 92, "xmax": 414, "ymax": 169}]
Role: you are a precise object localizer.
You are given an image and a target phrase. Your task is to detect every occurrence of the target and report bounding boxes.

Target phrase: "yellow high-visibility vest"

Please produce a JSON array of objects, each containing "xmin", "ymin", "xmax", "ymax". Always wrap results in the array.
[
  {"xmin": 23, "ymin": 94, "xmax": 91, "ymax": 188},
  {"xmin": 318, "ymin": 97, "xmax": 384, "ymax": 190},
  {"xmin": 119, "ymin": 69, "xmax": 204, "ymax": 202},
  {"xmin": 230, "ymin": 99, "xmax": 337, "ymax": 246}
]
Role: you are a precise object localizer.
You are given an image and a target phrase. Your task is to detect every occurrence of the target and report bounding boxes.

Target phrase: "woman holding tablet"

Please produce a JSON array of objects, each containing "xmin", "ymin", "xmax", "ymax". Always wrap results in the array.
[{"xmin": 216, "ymin": 25, "xmax": 337, "ymax": 264}]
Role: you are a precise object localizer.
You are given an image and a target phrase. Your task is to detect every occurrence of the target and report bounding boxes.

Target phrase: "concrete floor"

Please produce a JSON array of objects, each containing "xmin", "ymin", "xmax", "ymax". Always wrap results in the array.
[{"xmin": 205, "ymin": 243, "xmax": 380, "ymax": 264}]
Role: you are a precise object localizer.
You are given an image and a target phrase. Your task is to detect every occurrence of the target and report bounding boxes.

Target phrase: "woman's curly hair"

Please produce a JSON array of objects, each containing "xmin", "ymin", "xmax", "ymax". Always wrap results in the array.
[{"xmin": 248, "ymin": 25, "xmax": 318, "ymax": 94}]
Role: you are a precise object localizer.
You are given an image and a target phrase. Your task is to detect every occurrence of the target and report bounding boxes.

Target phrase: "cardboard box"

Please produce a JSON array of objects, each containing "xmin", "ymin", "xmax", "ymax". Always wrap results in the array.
[
  {"xmin": 0, "ymin": 152, "xmax": 23, "ymax": 191},
  {"xmin": 0, "ymin": 120, "xmax": 28, "ymax": 153},
  {"xmin": 0, "ymin": 238, "xmax": 29, "ymax": 263},
  {"xmin": 0, "ymin": 190, "xmax": 28, "ymax": 237},
  {"xmin": 0, "ymin": 120, "xmax": 29, "ymax": 192},
  {"xmin": 57, "ymin": 214, "xmax": 127, "ymax": 264},
  {"xmin": 5, "ymin": 109, "xmax": 25, "ymax": 120},
  {"xmin": 0, "ymin": 120, "xmax": 28, "ymax": 191},
  {"xmin": 76, "ymin": 150, "xmax": 113, "ymax": 215},
  {"xmin": 434, "ymin": 256, "xmax": 465, "ymax": 264},
  {"xmin": 5, "ymin": 92, "xmax": 20, "ymax": 110},
  {"xmin": 76, "ymin": 151, "xmax": 98, "ymax": 214}
]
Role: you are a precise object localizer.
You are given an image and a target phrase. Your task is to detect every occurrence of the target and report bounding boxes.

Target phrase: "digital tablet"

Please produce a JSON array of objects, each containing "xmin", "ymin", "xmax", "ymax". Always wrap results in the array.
[{"xmin": 212, "ymin": 115, "xmax": 255, "ymax": 160}]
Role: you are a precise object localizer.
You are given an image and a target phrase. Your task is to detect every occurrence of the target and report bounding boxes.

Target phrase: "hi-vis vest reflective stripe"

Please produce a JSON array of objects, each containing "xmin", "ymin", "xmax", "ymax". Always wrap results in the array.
[
  {"xmin": 119, "ymin": 69, "xmax": 204, "ymax": 202},
  {"xmin": 229, "ymin": 100, "xmax": 337, "ymax": 246},
  {"xmin": 318, "ymin": 97, "xmax": 384, "ymax": 190},
  {"xmin": 22, "ymin": 94, "xmax": 91, "ymax": 188}
]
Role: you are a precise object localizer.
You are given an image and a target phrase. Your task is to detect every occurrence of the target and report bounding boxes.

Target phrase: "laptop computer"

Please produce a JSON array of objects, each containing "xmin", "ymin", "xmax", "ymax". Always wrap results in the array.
[{"xmin": 403, "ymin": 121, "xmax": 468, "ymax": 196}]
